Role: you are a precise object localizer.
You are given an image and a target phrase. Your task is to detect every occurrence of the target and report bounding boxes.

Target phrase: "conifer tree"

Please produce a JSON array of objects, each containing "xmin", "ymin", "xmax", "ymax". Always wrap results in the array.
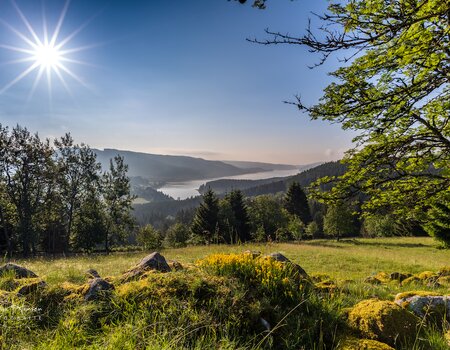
[
  {"xmin": 226, "ymin": 190, "xmax": 251, "ymax": 242},
  {"xmin": 190, "ymin": 189, "xmax": 219, "ymax": 243},
  {"xmin": 284, "ymin": 182, "xmax": 311, "ymax": 225}
]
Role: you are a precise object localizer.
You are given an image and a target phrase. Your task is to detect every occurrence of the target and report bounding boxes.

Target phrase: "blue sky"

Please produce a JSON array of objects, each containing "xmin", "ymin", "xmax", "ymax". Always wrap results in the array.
[{"xmin": 0, "ymin": 0, "xmax": 354, "ymax": 164}]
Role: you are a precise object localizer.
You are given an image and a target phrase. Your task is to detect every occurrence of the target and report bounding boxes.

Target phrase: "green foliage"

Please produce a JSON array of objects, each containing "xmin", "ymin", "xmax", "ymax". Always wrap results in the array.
[
  {"xmin": 286, "ymin": 214, "xmax": 305, "ymax": 240},
  {"xmin": 71, "ymin": 192, "xmax": 106, "ymax": 252},
  {"xmin": 305, "ymin": 221, "xmax": 320, "ymax": 238},
  {"xmin": 323, "ymin": 203, "xmax": 358, "ymax": 240},
  {"xmin": 248, "ymin": 195, "xmax": 289, "ymax": 241},
  {"xmin": 255, "ymin": 0, "xmax": 450, "ymax": 247},
  {"xmin": 164, "ymin": 222, "xmax": 189, "ymax": 248},
  {"xmin": 0, "ymin": 125, "xmax": 136, "ymax": 256},
  {"xmin": 190, "ymin": 189, "xmax": 219, "ymax": 243},
  {"xmin": 103, "ymin": 155, "xmax": 136, "ymax": 252},
  {"xmin": 136, "ymin": 224, "xmax": 162, "ymax": 250},
  {"xmin": 362, "ymin": 214, "xmax": 397, "ymax": 238},
  {"xmin": 423, "ymin": 194, "xmax": 450, "ymax": 248},
  {"xmin": 284, "ymin": 182, "xmax": 311, "ymax": 225},
  {"xmin": 218, "ymin": 190, "xmax": 251, "ymax": 243}
]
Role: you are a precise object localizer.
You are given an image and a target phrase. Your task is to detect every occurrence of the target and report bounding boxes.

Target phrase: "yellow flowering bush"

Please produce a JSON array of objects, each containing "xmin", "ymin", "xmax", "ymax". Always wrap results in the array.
[{"xmin": 197, "ymin": 253, "xmax": 308, "ymax": 300}]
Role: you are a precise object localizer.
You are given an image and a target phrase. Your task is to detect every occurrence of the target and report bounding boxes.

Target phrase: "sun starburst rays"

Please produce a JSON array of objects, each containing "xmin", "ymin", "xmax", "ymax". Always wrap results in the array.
[{"xmin": 0, "ymin": 0, "xmax": 91, "ymax": 101}]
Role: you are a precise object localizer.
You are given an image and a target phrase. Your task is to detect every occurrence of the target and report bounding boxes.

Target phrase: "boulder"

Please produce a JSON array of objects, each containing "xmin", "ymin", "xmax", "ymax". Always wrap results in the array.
[
  {"xmin": 0, "ymin": 263, "xmax": 37, "ymax": 278},
  {"xmin": 266, "ymin": 252, "xmax": 309, "ymax": 278},
  {"xmin": 395, "ymin": 293, "xmax": 450, "ymax": 319},
  {"xmin": 84, "ymin": 278, "xmax": 114, "ymax": 301},
  {"xmin": 121, "ymin": 252, "xmax": 171, "ymax": 282},
  {"xmin": 348, "ymin": 299, "xmax": 418, "ymax": 346},
  {"xmin": 268, "ymin": 252, "xmax": 290, "ymax": 262}
]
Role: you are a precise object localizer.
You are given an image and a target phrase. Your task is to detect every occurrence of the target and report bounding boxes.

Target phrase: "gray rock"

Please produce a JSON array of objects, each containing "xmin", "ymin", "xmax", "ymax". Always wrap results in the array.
[
  {"xmin": 84, "ymin": 278, "xmax": 114, "ymax": 301},
  {"xmin": 121, "ymin": 252, "xmax": 171, "ymax": 282},
  {"xmin": 138, "ymin": 252, "xmax": 171, "ymax": 272},
  {"xmin": 86, "ymin": 269, "xmax": 101, "ymax": 279},
  {"xmin": 0, "ymin": 263, "xmax": 38, "ymax": 278},
  {"xmin": 268, "ymin": 252, "xmax": 290, "ymax": 262},
  {"xmin": 396, "ymin": 295, "xmax": 450, "ymax": 318},
  {"xmin": 266, "ymin": 252, "xmax": 309, "ymax": 279}
]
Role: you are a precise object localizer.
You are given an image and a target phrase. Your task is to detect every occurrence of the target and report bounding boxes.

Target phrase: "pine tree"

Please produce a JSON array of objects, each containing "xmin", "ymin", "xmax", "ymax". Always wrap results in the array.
[
  {"xmin": 190, "ymin": 189, "xmax": 219, "ymax": 243},
  {"xmin": 284, "ymin": 182, "xmax": 312, "ymax": 225}
]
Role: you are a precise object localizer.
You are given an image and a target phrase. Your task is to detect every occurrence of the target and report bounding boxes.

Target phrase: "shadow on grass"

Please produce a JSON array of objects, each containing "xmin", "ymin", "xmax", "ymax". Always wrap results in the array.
[
  {"xmin": 303, "ymin": 238, "xmax": 428, "ymax": 249},
  {"xmin": 333, "ymin": 239, "xmax": 426, "ymax": 248}
]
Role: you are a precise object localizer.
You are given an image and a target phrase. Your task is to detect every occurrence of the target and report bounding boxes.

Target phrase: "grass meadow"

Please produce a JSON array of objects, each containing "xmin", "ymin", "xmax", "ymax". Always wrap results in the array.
[
  {"xmin": 1, "ymin": 237, "xmax": 449, "ymax": 349},
  {"xmin": 10, "ymin": 237, "xmax": 449, "ymax": 285}
]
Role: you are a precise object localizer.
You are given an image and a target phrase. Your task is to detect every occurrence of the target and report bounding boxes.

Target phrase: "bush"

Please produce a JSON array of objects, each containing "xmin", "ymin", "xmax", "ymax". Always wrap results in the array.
[
  {"xmin": 164, "ymin": 223, "xmax": 189, "ymax": 248},
  {"xmin": 136, "ymin": 225, "xmax": 162, "ymax": 250}
]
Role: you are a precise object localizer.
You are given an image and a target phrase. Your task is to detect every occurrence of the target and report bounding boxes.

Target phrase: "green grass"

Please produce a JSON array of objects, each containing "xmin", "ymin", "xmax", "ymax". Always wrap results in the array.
[
  {"xmin": 8, "ymin": 237, "xmax": 449, "ymax": 285},
  {"xmin": 1, "ymin": 237, "xmax": 449, "ymax": 349}
]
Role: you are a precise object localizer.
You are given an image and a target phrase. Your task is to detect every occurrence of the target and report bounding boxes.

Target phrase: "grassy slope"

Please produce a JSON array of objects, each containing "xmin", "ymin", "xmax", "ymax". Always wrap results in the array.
[{"xmin": 10, "ymin": 237, "xmax": 449, "ymax": 285}]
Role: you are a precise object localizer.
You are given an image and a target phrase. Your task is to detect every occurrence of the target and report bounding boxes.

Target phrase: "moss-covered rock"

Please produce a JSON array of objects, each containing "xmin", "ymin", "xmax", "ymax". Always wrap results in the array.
[
  {"xmin": 401, "ymin": 276, "xmax": 421, "ymax": 285},
  {"xmin": 395, "ymin": 292, "xmax": 450, "ymax": 322},
  {"xmin": 347, "ymin": 299, "xmax": 419, "ymax": 346},
  {"xmin": 438, "ymin": 267, "xmax": 450, "ymax": 277},
  {"xmin": 395, "ymin": 291, "xmax": 441, "ymax": 300},
  {"xmin": 338, "ymin": 337, "xmax": 394, "ymax": 349}
]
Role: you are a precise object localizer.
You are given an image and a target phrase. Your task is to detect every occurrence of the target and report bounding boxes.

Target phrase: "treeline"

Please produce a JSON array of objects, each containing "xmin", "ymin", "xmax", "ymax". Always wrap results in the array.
[
  {"xmin": 137, "ymin": 181, "xmax": 427, "ymax": 250},
  {"xmin": 0, "ymin": 125, "xmax": 135, "ymax": 257}
]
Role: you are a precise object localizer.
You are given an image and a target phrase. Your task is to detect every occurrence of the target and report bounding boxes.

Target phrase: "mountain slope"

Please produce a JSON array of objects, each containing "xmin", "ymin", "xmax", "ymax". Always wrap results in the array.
[{"xmin": 94, "ymin": 149, "xmax": 263, "ymax": 182}]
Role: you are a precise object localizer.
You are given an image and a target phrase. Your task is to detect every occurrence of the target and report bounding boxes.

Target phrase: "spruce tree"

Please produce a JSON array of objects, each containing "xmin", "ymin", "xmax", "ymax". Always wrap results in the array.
[
  {"xmin": 284, "ymin": 182, "xmax": 312, "ymax": 225},
  {"xmin": 226, "ymin": 190, "xmax": 251, "ymax": 243},
  {"xmin": 190, "ymin": 189, "xmax": 219, "ymax": 243}
]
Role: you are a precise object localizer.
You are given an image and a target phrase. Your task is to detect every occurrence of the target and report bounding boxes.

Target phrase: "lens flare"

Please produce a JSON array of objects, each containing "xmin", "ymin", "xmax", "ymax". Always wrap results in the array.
[{"xmin": 0, "ymin": 0, "xmax": 94, "ymax": 99}]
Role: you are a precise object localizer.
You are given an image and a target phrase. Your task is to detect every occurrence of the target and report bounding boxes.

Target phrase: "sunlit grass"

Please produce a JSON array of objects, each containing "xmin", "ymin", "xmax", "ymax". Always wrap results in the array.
[{"xmin": 8, "ymin": 237, "xmax": 448, "ymax": 285}]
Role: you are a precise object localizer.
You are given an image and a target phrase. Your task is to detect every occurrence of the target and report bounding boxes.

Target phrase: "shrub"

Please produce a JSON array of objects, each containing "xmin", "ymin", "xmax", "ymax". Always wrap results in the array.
[{"xmin": 136, "ymin": 224, "xmax": 162, "ymax": 250}]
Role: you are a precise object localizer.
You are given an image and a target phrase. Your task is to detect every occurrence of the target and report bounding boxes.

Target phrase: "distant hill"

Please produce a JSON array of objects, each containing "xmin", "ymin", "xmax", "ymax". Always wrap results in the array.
[
  {"xmin": 200, "ymin": 161, "xmax": 347, "ymax": 196},
  {"xmin": 221, "ymin": 160, "xmax": 297, "ymax": 171},
  {"xmin": 94, "ymin": 149, "xmax": 264, "ymax": 182},
  {"xmin": 242, "ymin": 161, "xmax": 347, "ymax": 196},
  {"xmin": 133, "ymin": 161, "xmax": 347, "ymax": 226}
]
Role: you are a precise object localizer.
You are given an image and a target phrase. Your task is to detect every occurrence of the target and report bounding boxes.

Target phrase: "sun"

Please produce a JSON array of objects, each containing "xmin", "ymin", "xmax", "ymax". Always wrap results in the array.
[
  {"xmin": 34, "ymin": 44, "xmax": 62, "ymax": 69},
  {"xmin": 0, "ymin": 0, "xmax": 93, "ymax": 98}
]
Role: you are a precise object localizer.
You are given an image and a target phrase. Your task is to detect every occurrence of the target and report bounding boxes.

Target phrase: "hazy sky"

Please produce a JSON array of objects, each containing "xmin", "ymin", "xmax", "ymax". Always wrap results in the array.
[{"xmin": 0, "ymin": 0, "xmax": 354, "ymax": 164}]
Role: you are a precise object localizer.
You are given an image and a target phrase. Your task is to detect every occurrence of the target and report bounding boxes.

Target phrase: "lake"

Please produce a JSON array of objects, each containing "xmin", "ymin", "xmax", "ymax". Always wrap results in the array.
[{"xmin": 158, "ymin": 168, "xmax": 300, "ymax": 200}]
